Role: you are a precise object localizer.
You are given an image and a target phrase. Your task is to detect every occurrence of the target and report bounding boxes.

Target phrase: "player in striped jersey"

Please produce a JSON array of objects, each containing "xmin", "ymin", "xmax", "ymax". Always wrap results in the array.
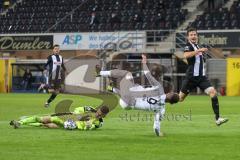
[
  {"xmin": 44, "ymin": 44, "xmax": 67, "ymax": 107},
  {"xmin": 179, "ymin": 28, "xmax": 228, "ymax": 126}
]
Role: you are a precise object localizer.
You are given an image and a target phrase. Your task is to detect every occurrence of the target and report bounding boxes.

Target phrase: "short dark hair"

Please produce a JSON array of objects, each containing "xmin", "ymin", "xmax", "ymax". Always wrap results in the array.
[
  {"xmin": 100, "ymin": 105, "xmax": 110, "ymax": 114},
  {"xmin": 187, "ymin": 27, "xmax": 197, "ymax": 36},
  {"xmin": 168, "ymin": 93, "xmax": 179, "ymax": 104},
  {"xmin": 53, "ymin": 44, "xmax": 60, "ymax": 49}
]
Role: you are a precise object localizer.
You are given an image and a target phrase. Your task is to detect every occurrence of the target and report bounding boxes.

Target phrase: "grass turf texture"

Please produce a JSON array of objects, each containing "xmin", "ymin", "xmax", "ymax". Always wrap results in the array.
[{"xmin": 0, "ymin": 93, "xmax": 240, "ymax": 160}]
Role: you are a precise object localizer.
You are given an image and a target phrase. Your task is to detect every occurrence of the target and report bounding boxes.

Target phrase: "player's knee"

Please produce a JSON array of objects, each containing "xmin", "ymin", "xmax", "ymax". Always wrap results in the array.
[
  {"xmin": 51, "ymin": 90, "xmax": 58, "ymax": 95},
  {"xmin": 41, "ymin": 116, "xmax": 51, "ymax": 123},
  {"xmin": 179, "ymin": 92, "xmax": 186, "ymax": 102},
  {"xmin": 205, "ymin": 87, "xmax": 217, "ymax": 97},
  {"xmin": 125, "ymin": 72, "xmax": 133, "ymax": 80},
  {"xmin": 54, "ymin": 89, "xmax": 60, "ymax": 94},
  {"xmin": 179, "ymin": 95, "xmax": 185, "ymax": 102},
  {"xmin": 210, "ymin": 89, "xmax": 217, "ymax": 97}
]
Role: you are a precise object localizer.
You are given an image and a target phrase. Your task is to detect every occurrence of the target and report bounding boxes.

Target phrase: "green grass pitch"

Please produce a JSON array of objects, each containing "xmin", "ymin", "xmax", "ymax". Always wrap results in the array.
[{"xmin": 0, "ymin": 93, "xmax": 240, "ymax": 160}]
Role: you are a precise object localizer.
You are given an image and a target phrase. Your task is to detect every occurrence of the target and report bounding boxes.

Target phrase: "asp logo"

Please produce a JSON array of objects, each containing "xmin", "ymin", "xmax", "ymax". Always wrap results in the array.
[{"xmin": 62, "ymin": 34, "xmax": 82, "ymax": 45}]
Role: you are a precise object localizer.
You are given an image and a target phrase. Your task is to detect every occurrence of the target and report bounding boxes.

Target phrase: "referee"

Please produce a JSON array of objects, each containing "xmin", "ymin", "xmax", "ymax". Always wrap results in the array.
[
  {"xmin": 179, "ymin": 28, "xmax": 228, "ymax": 126},
  {"xmin": 44, "ymin": 44, "xmax": 66, "ymax": 107}
]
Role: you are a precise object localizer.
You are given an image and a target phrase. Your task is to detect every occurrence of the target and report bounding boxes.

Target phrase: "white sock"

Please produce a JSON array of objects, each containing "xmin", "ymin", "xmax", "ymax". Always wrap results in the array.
[
  {"xmin": 112, "ymin": 88, "xmax": 119, "ymax": 94},
  {"xmin": 100, "ymin": 71, "xmax": 111, "ymax": 77},
  {"xmin": 119, "ymin": 99, "xmax": 131, "ymax": 110},
  {"xmin": 154, "ymin": 112, "xmax": 161, "ymax": 131}
]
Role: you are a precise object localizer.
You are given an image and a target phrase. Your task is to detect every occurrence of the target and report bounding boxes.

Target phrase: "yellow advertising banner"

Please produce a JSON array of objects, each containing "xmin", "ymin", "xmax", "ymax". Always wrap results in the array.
[
  {"xmin": 0, "ymin": 60, "xmax": 6, "ymax": 92},
  {"xmin": 227, "ymin": 58, "xmax": 240, "ymax": 96},
  {"xmin": 0, "ymin": 59, "xmax": 16, "ymax": 93},
  {"xmin": 8, "ymin": 59, "xmax": 16, "ymax": 92}
]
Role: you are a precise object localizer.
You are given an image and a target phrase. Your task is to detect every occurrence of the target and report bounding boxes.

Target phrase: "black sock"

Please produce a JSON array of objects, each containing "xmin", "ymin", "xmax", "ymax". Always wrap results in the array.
[
  {"xmin": 47, "ymin": 93, "xmax": 57, "ymax": 104},
  {"xmin": 211, "ymin": 96, "xmax": 220, "ymax": 120}
]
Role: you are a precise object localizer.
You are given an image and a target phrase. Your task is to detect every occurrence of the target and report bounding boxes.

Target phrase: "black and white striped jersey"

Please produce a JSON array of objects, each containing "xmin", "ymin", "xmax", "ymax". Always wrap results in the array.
[
  {"xmin": 184, "ymin": 42, "xmax": 205, "ymax": 77},
  {"xmin": 44, "ymin": 54, "xmax": 66, "ymax": 81}
]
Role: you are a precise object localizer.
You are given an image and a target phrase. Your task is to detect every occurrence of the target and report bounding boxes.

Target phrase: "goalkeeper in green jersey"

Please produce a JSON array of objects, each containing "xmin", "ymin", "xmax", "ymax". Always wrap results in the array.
[{"xmin": 9, "ymin": 105, "xmax": 109, "ymax": 130}]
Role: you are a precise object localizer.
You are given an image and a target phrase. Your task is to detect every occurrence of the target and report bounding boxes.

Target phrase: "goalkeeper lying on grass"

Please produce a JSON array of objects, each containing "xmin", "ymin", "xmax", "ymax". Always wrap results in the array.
[{"xmin": 10, "ymin": 105, "xmax": 109, "ymax": 130}]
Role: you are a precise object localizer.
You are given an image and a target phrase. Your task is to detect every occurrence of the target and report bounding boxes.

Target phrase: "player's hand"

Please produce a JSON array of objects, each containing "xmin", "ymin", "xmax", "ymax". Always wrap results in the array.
[
  {"xmin": 197, "ymin": 48, "xmax": 208, "ymax": 53},
  {"xmin": 141, "ymin": 54, "xmax": 147, "ymax": 64}
]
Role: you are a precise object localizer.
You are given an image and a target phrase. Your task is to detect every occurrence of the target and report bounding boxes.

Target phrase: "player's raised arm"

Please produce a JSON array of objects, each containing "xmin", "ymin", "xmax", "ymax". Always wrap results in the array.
[
  {"xmin": 141, "ymin": 54, "xmax": 164, "ymax": 94},
  {"xmin": 141, "ymin": 54, "xmax": 150, "ymax": 73},
  {"xmin": 141, "ymin": 54, "xmax": 147, "ymax": 64}
]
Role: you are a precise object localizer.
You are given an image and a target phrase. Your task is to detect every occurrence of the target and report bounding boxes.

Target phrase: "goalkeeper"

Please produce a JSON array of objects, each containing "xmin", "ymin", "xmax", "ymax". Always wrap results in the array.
[{"xmin": 9, "ymin": 105, "xmax": 109, "ymax": 130}]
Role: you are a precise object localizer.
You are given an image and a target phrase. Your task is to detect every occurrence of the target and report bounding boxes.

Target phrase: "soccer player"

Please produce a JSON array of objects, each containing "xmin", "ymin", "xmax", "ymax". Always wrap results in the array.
[
  {"xmin": 44, "ymin": 44, "xmax": 67, "ymax": 107},
  {"xmin": 10, "ymin": 105, "xmax": 109, "ymax": 130},
  {"xmin": 179, "ymin": 27, "xmax": 228, "ymax": 126},
  {"xmin": 96, "ymin": 54, "xmax": 179, "ymax": 136}
]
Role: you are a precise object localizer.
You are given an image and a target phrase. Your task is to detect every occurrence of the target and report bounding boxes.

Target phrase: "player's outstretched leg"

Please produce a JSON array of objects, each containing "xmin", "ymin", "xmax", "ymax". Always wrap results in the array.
[
  {"xmin": 45, "ymin": 91, "xmax": 58, "ymax": 107},
  {"xmin": 206, "ymin": 87, "xmax": 228, "ymax": 126},
  {"xmin": 95, "ymin": 65, "xmax": 130, "ymax": 79},
  {"xmin": 10, "ymin": 116, "xmax": 42, "ymax": 129},
  {"xmin": 153, "ymin": 112, "xmax": 164, "ymax": 137}
]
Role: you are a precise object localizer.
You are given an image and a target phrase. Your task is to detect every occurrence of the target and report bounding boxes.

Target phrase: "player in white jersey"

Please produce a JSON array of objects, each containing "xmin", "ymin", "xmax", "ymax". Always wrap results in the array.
[{"xmin": 96, "ymin": 54, "xmax": 179, "ymax": 136}]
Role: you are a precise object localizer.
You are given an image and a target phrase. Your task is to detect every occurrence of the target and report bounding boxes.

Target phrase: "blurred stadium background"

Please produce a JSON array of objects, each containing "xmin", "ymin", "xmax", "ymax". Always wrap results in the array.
[{"xmin": 0, "ymin": 0, "xmax": 240, "ymax": 96}]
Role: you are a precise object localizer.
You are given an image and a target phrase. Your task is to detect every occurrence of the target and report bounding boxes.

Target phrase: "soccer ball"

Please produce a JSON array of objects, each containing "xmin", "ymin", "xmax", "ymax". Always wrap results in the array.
[{"xmin": 64, "ymin": 119, "xmax": 77, "ymax": 130}]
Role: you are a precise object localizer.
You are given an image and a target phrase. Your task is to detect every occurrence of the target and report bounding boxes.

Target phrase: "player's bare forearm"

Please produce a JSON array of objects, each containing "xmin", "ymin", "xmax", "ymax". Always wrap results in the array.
[
  {"xmin": 184, "ymin": 51, "xmax": 197, "ymax": 58},
  {"xmin": 141, "ymin": 54, "xmax": 149, "ymax": 72},
  {"xmin": 141, "ymin": 54, "xmax": 147, "ymax": 64},
  {"xmin": 141, "ymin": 54, "xmax": 162, "ymax": 87}
]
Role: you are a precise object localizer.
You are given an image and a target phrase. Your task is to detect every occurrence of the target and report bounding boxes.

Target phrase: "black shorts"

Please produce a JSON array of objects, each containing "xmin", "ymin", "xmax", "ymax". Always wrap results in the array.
[
  {"xmin": 180, "ymin": 76, "xmax": 212, "ymax": 94},
  {"xmin": 48, "ymin": 79, "xmax": 62, "ymax": 90}
]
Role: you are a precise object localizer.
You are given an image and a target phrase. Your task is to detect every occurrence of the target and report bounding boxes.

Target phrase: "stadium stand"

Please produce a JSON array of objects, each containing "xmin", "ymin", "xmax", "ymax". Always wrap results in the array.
[
  {"xmin": 0, "ymin": 0, "xmax": 17, "ymax": 13},
  {"xmin": 0, "ymin": 1, "xmax": 2, "ymax": 13},
  {"xmin": 188, "ymin": 0, "xmax": 240, "ymax": 29},
  {"xmin": 0, "ymin": 0, "xmax": 188, "ymax": 33}
]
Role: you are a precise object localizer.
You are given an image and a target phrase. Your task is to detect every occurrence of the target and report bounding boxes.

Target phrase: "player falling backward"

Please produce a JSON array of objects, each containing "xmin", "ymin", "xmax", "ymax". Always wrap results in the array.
[
  {"xmin": 179, "ymin": 27, "xmax": 228, "ymax": 126},
  {"xmin": 10, "ymin": 105, "xmax": 109, "ymax": 130},
  {"xmin": 96, "ymin": 54, "xmax": 180, "ymax": 136}
]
